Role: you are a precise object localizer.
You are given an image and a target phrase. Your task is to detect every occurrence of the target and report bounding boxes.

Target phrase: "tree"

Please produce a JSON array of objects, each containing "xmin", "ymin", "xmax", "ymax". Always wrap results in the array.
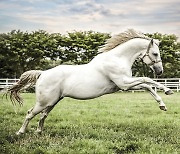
[
  {"xmin": 0, "ymin": 33, "xmax": 17, "ymax": 78},
  {"xmin": 0, "ymin": 30, "xmax": 179, "ymax": 78},
  {"xmin": 57, "ymin": 31, "xmax": 110, "ymax": 64},
  {"xmin": 0, "ymin": 30, "xmax": 63, "ymax": 77},
  {"xmin": 0, "ymin": 30, "xmax": 110, "ymax": 78}
]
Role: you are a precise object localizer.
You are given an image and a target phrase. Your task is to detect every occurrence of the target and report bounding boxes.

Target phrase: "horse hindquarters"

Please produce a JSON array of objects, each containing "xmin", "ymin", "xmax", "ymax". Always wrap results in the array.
[
  {"xmin": 16, "ymin": 95, "xmax": 63, "ymax": 135},
  {"xmin": 16, "ymin": 72, "xmax": 63, "ymax": 135}
]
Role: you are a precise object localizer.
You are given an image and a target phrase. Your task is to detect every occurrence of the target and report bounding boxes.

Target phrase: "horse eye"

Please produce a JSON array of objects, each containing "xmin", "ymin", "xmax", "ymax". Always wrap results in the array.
[{"xmin": 153, "ymin": 53, "xmax": 158, "ymax": 56}]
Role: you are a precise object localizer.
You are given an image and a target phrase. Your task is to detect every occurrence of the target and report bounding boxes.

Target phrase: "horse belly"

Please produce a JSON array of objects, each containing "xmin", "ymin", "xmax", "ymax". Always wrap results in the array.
[
  {"xmin": 37, "ymin": 65, "xmax": 119, "ymax": 100},
  {"xmin": 62, "ymin": 77, "xmax": 118, "ymax": 100}
]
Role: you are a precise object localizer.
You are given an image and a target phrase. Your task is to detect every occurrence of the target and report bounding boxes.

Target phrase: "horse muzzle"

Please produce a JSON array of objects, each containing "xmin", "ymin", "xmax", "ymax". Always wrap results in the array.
[{"xmin": 151, "ymin": 63, "xmax": 163, "ymax": 76}]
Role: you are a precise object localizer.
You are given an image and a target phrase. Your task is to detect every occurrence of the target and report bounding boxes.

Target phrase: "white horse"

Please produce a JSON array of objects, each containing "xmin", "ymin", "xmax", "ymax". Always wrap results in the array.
[{"xmin": 8, "ymin": 29, "xmax": 173, "ymax": 135}]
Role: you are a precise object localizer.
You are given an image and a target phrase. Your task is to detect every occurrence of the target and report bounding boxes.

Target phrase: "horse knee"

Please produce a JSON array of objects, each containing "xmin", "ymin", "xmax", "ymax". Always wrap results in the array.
[
  {"xmin": 26, "ymin": 108, "xmax": 38, "ymax": 120},
  {"xmin": 27, "ymin": 107, "xmax": 33, "ymax": 114},
  {"xmin": 25, "ymin": 112, "xmax": 34, "ymax": 120}
]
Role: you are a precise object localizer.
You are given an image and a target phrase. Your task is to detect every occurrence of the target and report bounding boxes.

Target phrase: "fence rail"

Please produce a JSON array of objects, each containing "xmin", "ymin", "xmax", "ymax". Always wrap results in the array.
[
  {"xmin": 0, "ymin": 79, "xmax": 19, "ymax": 90},
  {"xmin": 0, "ymin": 78, "xmax": 180, "ymax": 92},
  {"xmin": 153, "ymin": 78, "xmax": 180, "ymax": 92}
]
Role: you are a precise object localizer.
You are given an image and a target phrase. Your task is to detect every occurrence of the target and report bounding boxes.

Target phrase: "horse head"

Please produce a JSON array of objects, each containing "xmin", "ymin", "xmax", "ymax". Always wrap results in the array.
[{"xmin": 141, "ymin": 39, "xmax": 163, "ymax": 76}]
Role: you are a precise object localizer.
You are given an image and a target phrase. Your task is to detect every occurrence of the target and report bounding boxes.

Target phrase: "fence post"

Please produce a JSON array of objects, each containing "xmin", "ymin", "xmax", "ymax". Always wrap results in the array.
[
  {"xmin": 165, "ymin": 79, "xmax": 167, "ymax": 87},
  {"xmin": 6, "ymin": 79, "xmax": 8, "ymax": 88}
]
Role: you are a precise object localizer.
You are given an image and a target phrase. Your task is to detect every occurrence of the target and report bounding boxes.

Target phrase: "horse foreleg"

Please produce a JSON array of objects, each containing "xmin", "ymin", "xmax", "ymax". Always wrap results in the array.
[
  {"xmin": 130, "ymin": 84, "xmax": 167, "ymax": 111},
  {"xmin": 141, "ymin": 77, "xmax": 173, "ymax": 95},
  {"xmin": 120, "ymin": 77, "xmax": 173, "ymax": 94},
  {"xmin": 16, "ymin": 103, "xmax": 45, "ymax": 135}
]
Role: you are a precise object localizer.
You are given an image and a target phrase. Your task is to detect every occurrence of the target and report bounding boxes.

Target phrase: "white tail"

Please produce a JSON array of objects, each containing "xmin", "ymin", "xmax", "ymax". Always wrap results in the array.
[{"xmin": 7, "ymin": 70, "xmax": 42, "ymax": 105}]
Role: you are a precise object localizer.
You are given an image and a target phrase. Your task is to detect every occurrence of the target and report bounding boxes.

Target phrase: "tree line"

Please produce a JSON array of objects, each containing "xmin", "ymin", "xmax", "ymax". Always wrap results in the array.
[{"xmin": 0, "ymin": 30, "xmax": 179, "ymax": 78}]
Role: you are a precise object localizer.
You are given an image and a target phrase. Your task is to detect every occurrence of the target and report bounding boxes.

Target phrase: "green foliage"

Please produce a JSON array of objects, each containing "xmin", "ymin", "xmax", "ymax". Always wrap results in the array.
[
  {"xmin": 0, "ymin": 30, "xmax": 179, "ymax": 78},
  {"xmin": 0, "ymin": 30, "xmax": 110, "ymax": 78},
  {"xmin": 59, "ymin": 31, "xmax": 110, "ymax": 64},
  {"xmin": 0, "ymin": 92, "xmax": 180, "ymax": 153},
  {"xmin": 0, "ymin": 30, "xmax": 54, "ymax": 77}
]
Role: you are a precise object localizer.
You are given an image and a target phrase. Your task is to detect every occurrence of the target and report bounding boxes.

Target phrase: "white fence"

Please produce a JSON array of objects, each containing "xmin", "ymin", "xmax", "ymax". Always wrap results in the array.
[
  {"xmin": 0, "ymin": 79, "xmax": 19, "ymax": 90},
  {"xmin": 0, "ymin": 78, "xmax": 180, "ymax": 92},
  {"xmin": 153, "ymin": 78, "xmax": 180, "ymax": 92}
]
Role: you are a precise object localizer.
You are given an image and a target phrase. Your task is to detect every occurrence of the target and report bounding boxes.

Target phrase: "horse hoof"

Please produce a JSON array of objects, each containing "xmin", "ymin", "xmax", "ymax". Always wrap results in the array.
[
  {"xmin": 35, "ymin": 129, "xmax": 42, "ymax": 135},
  {"xmin": 16, "ymin": 131, "xmax": 24, "ymax": 136},
  {"xmin": 159, "ymin": 106, "xmax": 167, "ymax": 111},
  {"xmin": 165, "ymin": 90, "xmax": 174, "ymax": 95}
]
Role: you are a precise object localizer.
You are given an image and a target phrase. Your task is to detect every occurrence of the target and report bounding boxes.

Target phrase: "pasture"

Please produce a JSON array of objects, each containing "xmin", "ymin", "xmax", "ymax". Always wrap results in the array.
[{"xmin": 0, "ymin": 92, "xmax": 179, "ymax": 154}]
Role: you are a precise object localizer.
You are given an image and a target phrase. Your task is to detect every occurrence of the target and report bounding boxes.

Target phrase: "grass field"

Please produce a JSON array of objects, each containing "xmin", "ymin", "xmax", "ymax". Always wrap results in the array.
[{"xmin": 0, "ymin": 92, "xmax": 179, "ymax": 154}]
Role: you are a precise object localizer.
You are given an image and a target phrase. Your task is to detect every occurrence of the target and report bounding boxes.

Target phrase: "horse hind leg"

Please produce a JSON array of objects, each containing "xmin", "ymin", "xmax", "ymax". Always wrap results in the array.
[
  {"xmin": 36, "ymin": 107, "xmax": 54, "ymax": 134},
  {"xmin": 36, "ymin": 97, "xmax": 63, "ymax": 134},
  {"xmin": 16, "ymin": 103, "xmax": 46, "ymax": 135}
]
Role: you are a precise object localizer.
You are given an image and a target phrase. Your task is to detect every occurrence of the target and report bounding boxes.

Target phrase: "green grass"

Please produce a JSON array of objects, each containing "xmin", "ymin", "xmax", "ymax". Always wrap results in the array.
[{"xmin": 0, "ymin": 92, "xmax": 179, "ymax": 154}]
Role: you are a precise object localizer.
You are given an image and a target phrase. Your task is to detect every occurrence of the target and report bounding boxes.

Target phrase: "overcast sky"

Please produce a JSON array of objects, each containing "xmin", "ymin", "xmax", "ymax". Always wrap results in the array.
[{"xmin": 0, "ymin": 0, "xmax": 180, "ymax": 37}]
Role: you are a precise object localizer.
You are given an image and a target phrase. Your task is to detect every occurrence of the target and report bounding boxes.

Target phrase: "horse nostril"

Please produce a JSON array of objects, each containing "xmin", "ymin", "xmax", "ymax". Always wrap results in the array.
[{"xmin": 158, "ymin": 70, "xmax": 163, "ymax": 75}]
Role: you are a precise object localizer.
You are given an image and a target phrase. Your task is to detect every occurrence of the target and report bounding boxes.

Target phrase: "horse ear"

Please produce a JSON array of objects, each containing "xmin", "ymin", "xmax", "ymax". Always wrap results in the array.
[
  {"xmin": 154, "ymin": 39, "xmax": 160, "ymax": 46},
  {"xmin": 150, "ymin": 39, "xmax": 154, "ymax": 46}
]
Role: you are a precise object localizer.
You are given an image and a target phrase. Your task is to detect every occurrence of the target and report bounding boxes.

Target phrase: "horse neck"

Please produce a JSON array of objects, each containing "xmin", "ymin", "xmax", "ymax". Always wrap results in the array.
[{"xmin": 109, "ymin": 38, "xmax": 149, "ymax": 67}]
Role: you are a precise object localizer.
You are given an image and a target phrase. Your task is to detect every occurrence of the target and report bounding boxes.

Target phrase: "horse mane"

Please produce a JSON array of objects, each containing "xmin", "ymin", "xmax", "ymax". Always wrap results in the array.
[{"xmin": 99, "ymin": 29, "xmax": 151, "ymax": 52}]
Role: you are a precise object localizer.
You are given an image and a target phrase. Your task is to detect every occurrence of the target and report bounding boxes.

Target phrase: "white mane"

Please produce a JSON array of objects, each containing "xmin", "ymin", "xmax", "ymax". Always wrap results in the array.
[{"xmin": 99, "ymin": 29, "xmax": 150, "ymax": 52}]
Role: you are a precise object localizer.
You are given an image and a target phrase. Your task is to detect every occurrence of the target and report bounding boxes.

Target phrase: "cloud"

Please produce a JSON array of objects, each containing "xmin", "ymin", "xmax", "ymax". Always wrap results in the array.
[{"xmin": 0, "ymin": 0, "xmax": 179, "ymax": 37}]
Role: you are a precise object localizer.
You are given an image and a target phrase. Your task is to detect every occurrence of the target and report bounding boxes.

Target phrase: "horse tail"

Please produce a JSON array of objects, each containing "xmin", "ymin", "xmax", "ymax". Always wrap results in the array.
[{"xmin": 7, "ymin": 70, "xmax": 42, "ymax": 105}]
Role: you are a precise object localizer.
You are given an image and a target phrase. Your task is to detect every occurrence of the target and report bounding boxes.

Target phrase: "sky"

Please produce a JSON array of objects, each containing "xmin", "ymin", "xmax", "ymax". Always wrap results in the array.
[{"xmin": 0, "ymin": 0, "xmax": 180, "ymax": 37}]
